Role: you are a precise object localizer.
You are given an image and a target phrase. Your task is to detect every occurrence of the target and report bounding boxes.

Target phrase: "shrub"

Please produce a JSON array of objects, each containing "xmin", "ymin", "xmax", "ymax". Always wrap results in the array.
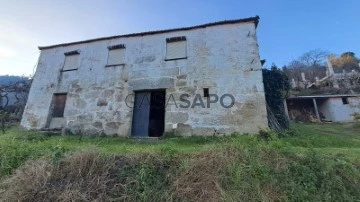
[{"xmin": 262, "ymin": 65, "xmax": 291, "ymax": 131}]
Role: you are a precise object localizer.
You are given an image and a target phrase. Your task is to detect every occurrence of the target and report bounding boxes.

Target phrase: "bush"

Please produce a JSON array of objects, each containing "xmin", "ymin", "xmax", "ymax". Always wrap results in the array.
[{"xmin": 262, "ymin": 65, "xmax": 291, "ymax": 131}]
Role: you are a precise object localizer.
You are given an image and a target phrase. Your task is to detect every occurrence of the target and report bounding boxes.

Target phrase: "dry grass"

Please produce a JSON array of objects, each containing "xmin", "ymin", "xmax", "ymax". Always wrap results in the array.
[
  {"xmin": 0, "ymin": 150, "xmax": 174, "ymax": 202},
  {"xmin": 1, "ymin": 134, "xmax": 360, "ymax": 201},
  {"xmin": 0, "ymin": 159, "xmax": 53, "ymax": 201},
  {"xmin": 169, "ymin": 146, "xmax": 287, "ymax": 202},
  {"xmin": 0, "ymin": 150, "xmax": 120, "ymax": 202},
  {"xmin": 169, "ymin": 149, "xmax": 232, "ymax": 202},
  {"xmin": 0, "ymin": 148, "xmax": 233, "ymax": 202}
]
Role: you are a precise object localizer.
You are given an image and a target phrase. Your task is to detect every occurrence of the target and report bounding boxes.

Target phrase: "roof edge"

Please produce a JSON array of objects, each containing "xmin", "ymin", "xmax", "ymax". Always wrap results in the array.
[
  {"xmin": 38, "ymin": 16, "xmax": 259, "ymax": 50},
  {"xmin": 288, "ymin": 94, "xmax": 360, "ymax": 99}
]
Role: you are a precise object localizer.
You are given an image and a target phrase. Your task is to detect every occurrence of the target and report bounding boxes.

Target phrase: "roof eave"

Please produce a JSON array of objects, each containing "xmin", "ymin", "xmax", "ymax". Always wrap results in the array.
[
  {"xmin": 38, "ymin": 16, "xmax": 260, "ymax": 50},
  {"xmin": 288, "ymin": 94, "xmax": 360, "ymax": 99}
]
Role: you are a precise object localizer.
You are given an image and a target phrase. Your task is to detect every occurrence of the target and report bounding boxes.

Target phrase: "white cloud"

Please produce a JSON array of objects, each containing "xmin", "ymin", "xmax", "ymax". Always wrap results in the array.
[
  {"xmin": 0, "ymin": 19, "xmax": 41, "ymax": 76},
  {"xmin": 0, "ymin": 47, "xmax": 16, "ymax": 58}
]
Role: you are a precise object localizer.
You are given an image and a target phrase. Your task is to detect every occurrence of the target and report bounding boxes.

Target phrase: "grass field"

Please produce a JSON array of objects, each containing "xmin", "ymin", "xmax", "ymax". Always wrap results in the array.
[
  {"xmin": 0, "ymin": 123, "xmax": 359, "ymax": 201},
  {"xmin": 283, "ymin": 123, "xmax": 360, "ymax": 159}
]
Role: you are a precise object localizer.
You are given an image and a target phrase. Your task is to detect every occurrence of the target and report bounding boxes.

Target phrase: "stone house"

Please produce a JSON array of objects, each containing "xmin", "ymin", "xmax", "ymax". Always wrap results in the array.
[{"xmin": 21, "ymin": 16, "xmax": 268, "ymax": 137}]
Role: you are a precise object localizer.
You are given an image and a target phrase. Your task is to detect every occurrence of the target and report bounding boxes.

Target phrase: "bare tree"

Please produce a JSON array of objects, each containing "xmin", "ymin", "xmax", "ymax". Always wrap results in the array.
[
  {"xmin": 283, "ymin": 60, "xmax": 306, "ymax": 81},
  {"xmin": 0, "ymin": 79, "xmax": 31, "ymax": 133},
  {"xmin": 284, "ymin": 49, "xmax": 328, "ymax": 87},
  {"xmin": 0, "ymin": 89, "xmax": 9, "ymax": 133},
  {"xmin": 299, "ymin": 49, "xmax": 328, "ymax": 68}
]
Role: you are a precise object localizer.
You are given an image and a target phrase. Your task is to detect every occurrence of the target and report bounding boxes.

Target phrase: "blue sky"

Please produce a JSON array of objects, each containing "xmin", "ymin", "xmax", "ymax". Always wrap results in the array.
[{"xmin": 0, "ymin": 0, "xmax": 359, "ymax": 76}]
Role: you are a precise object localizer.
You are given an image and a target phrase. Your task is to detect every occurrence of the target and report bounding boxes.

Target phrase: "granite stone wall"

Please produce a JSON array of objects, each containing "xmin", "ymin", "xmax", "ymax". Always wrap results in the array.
[{"xmin": 21, "ymin": 22, "xmax": 268, "ymax": 136}]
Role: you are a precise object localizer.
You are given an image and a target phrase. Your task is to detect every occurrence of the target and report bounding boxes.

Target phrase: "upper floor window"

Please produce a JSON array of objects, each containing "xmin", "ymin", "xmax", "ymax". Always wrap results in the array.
[
  {"xmin": 107, "ymin": 44, "xmax": 125, "ymax": 66},
  {"xmin": 63, "ymin": 50, "xmax": 80, "ymax": 71},
  {"xmin": 165, "ymin": 36, "xmax": 187, "ymax": 61}
]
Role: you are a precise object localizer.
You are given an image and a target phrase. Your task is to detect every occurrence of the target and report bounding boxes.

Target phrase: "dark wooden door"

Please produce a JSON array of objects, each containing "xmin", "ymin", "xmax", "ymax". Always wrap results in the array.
[
  {"xmin": 131, "ymin": 92, "xmax": 151, "ymax": 137},
  {"xmin": 52, "ymin": 94, "xmax": 67, "ymax": 117},
  {"xmin": 148, "ymin": 91, "xmax": 165, "ymax": 137}
]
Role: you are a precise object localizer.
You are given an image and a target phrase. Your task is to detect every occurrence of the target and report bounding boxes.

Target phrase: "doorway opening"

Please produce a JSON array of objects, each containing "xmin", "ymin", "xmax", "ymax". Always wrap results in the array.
[
  {"xmin": 52, "ymin": 93, "xmax": 67, "ymax": 117},
  {"xmin": 47, "ymin": 93, "xmax": 67, "ymax": 129},
  {"xmin": 131, "ymin": 90, "xmax": 166, "ymax": 137}
]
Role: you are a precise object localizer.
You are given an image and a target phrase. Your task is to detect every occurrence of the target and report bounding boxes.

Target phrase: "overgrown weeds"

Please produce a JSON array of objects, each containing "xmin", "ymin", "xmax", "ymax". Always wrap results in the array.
[
  {"xmin": 169, "ymin": 149, "xmax": 232, "ymax": 202},
  {"xmin": 1, "ymin": 144, "xmax": 360, "ymax": 201},
  {"xmin": 258, "ymin": 127, "xmax": 300, "ymax": 141},
  {"xmin": 0, "ymin": 123, "xmax": 360, "ymax": 201}
]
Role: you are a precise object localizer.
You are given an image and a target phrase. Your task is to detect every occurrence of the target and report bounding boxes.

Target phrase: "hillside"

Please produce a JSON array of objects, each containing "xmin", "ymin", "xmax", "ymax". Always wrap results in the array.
[
  {"xmin": 0, "ymin": 123, "xmax": 359, "ymax": 201},
  {"xmin": 0, "ymin": 75, "xmax": 30, "ymax": 107},
  {"xmin": 0, "ymin": 75, "xmax": 28, "ymax": 86}
]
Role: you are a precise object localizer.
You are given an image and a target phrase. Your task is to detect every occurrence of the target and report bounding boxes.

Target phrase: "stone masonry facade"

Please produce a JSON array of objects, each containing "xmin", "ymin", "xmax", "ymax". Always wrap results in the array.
[{"xmin": 21, "ymin": 16, "xmax": 268, "ymax": 136}]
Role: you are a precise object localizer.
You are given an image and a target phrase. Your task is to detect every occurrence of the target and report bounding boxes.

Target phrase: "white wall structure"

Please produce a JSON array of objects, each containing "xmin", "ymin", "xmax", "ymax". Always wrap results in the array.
[
  {"xmin": 318, "ymin": 97, "xmax": 360, "ymax": 122},
  {"xmin": 21, "ymin": 16, "xmax": 269, "ymax": 136},
  {"xmin": 287, "ymin": 95, "xmax": 360, "ymax": 123}
]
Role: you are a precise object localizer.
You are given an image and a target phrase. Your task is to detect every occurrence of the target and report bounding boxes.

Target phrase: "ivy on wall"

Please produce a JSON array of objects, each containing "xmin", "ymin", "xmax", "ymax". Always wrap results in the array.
[{"xmin": 262, "ymin": 64, "xmax": 291, "ymax": 130}]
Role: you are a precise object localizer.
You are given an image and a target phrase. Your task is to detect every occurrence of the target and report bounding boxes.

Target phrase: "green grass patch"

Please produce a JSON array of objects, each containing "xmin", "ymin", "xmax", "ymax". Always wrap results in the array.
[{"xmin": 0, "ymin": 123, "xmax": 359, "ymax": 201}]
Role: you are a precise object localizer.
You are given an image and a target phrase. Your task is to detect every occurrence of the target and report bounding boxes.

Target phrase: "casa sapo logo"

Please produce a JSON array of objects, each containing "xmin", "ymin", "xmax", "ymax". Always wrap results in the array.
[{"xmin": 125, "ymin": 93, "xmax": 235, "ymax": 109}]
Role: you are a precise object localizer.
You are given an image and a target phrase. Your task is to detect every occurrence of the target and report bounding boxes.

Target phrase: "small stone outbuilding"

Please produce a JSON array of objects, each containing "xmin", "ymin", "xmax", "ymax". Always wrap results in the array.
[{"xmin": 286, "ymin": 95, "xmax": 360, "ymax": 122}]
